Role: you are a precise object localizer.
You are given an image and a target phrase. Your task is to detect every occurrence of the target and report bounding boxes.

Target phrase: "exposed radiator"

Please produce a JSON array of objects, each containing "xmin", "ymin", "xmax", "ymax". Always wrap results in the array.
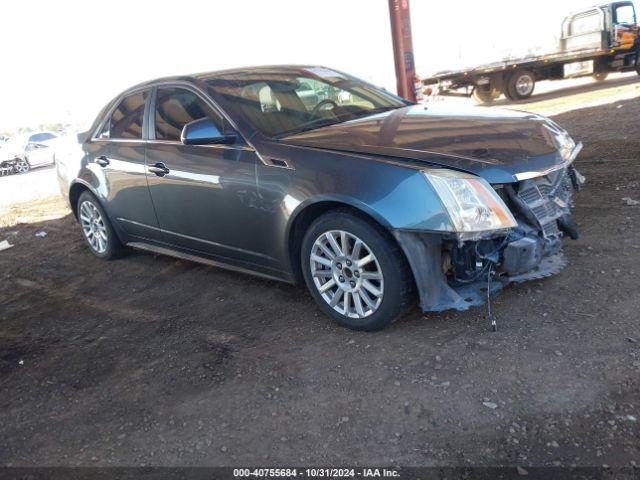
[{"xmin": 516, "ymin": 169, "xmax": 573, "ymax": 239}]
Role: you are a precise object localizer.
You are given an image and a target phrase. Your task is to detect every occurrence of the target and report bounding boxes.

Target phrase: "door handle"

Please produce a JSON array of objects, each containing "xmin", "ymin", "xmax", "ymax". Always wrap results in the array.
[
  {"xmin": 94, "ymin": 156, "xmax": 110, "ymax": 167},
  {"xmin": 148, "ymin": 162, "xmax": 170, "ymax": 177}
]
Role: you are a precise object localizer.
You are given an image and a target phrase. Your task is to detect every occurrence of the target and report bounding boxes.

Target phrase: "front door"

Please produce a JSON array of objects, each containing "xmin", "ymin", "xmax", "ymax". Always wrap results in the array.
[
  {"xmin": 613, "ymin": 2, "xmax": 638, "ymax": 49},
  {"xmin": 145, "ymin": 86, "xmax": 270, "ymax": 271}
]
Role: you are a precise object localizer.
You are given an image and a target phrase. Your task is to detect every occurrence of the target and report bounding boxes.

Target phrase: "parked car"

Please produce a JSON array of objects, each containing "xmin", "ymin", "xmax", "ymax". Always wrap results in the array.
[
  {"xmin": 57, "ymin": 66, "xmax": 583, "ymax": 331},
  {"xmin": 0, "ymin": 131, "xmax": 59, "ymax": 174}
]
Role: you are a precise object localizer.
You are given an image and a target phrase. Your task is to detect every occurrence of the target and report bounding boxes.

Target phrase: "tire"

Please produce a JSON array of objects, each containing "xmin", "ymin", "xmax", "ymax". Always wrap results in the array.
[
  {"xmin": 506, "ymin": 70, "xmax": 536, "ymax": 100},
  {"xmin": 472, "ymin": 86, "xmax": 494, "ymax": 105},
  {"xmin": 13, "ymin": 157, "xmax": 30, "ymax": 174},
  {"xmin": 77, "ymin": 191, "xmax": 125, "ymax": 260},
  {"xmin": 592, "ymin": 71, "xmax": 609, "ymax": 82},
  {"xmin": 503, "ymin": 87, "xmax": 515, "ymax": 101},
  {"xmin": 301, "ymin": 210, "xmax": 415, "ymax": 331}
]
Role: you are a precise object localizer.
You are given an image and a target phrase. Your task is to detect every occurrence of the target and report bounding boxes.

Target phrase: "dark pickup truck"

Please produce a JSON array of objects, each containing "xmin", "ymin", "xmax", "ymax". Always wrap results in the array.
[{"xmin": 422, "ymin": 1, "xmax": 639, "ymax": 103}]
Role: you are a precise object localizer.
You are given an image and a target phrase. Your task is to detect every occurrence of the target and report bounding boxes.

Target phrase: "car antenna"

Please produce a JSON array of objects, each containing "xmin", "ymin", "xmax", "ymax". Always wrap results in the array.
[{"xmin": 487, "ymin": 264, "xmax": 497, "ymax": 332}]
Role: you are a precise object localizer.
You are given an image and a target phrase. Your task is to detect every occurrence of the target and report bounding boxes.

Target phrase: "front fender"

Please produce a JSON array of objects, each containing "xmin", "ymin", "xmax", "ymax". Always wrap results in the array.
[
  {"xmin": 254, "ymin": 141, "xmax": 459, "ymax": 276},
  {"xmin": 261, "ymin": 143, "xmax": 454, "ymax": 230}
]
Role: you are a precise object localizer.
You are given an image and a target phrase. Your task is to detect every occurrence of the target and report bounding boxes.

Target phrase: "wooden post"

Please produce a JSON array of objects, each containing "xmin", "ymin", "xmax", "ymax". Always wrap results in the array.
[{"xmin": 388, "ymin": 0, "xmax": 417, "ymax": 102}]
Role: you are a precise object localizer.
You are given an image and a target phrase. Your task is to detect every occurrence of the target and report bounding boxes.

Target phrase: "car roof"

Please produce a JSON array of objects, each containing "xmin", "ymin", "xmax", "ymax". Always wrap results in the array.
[
  {"xmin": 193, "ymin": 65, "xmax": 320, "ymax": 80},
  {"xmin": 123, "ymin": 65, "xmax": 330, "ymax": 92}
]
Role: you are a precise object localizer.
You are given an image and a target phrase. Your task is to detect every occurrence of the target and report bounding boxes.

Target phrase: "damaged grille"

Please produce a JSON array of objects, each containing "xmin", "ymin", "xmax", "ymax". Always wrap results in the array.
[{"xmin": 515, "ymin": 168, "xmax": 573, "ymax": 239}]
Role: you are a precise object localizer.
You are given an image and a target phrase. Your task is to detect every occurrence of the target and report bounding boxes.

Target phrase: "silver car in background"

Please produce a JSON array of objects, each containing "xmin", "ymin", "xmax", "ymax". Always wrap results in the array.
[{"xmin": 0, "ymin": 131, "xmax": 59, "ymax": 175}]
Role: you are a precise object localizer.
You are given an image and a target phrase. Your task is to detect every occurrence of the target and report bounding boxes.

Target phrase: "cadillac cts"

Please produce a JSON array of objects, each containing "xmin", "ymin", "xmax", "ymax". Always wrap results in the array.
[{"xmin": 57, "ymin": 66, "xmax": 584, "ymax": 331}]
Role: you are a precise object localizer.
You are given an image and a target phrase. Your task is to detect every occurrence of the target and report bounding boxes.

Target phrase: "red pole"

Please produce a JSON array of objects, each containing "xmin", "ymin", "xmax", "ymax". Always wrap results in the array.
[{"xmin": 388, "ymin": 0, "xmax": 417, "ymax": 102}]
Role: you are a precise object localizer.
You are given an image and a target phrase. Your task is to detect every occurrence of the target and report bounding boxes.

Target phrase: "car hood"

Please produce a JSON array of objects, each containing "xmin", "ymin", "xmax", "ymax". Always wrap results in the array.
[{"xmin": 280, "ymin": 104, "xmax": 572, "ymax": 184}]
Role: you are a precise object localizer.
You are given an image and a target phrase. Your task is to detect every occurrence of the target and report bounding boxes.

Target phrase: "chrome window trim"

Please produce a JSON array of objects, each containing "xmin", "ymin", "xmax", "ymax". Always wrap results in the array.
[
  {"xmin": 91, "ymin": 137, "xmax": 254, "ymax": 152},
  {"xmin": 146, "ymin": 139, "xmax": 255, "ymax": 152},
  {"xmin": 91, "ymin": 138, "xmax": 146, "ymax": 144}
]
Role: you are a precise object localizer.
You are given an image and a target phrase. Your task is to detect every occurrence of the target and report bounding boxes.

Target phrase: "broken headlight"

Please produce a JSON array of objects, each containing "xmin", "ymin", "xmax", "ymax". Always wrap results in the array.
[
  {"xmin": 544, "ymin": 120, "xmax": 579, "ymax": 163},
  {"xmin": 423, "ymin": 169, "xmax": 517, "ymax": 233},
  {"xmin": 556, "ymin": 130, "xmax": 577, "ymax": 162}
]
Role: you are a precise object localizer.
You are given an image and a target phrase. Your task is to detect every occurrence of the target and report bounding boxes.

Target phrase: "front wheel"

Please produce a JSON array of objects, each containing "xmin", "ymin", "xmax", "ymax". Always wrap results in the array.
[
  {"xmin": 301, "ymin": 211, "xmax": 415, "ymax": 331},
  {"xmin": 77, "ymin": 191, "xmax": 125, "ymax": 260},
  {"xmin": 13, "ymin": 157, "xmax": 30, "ymax": 174}
]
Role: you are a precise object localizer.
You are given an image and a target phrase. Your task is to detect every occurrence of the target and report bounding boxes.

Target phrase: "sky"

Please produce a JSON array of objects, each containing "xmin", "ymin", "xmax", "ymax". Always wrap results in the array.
[{"xmin": 0, "ymin": 0, "xmax": 625, "ymax": 132}]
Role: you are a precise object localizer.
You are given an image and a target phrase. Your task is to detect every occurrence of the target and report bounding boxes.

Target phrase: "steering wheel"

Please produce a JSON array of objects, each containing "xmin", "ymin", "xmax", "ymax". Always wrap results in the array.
[{"xmin": 310, "ymin": 99, "xmax": 339, "ymax": 118}]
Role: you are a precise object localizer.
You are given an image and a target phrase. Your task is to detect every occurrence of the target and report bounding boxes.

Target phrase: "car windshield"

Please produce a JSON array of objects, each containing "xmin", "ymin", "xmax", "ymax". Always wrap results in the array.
[{"xmin": 205, "ymin": 67, "xmax": 409, "ymax": 138}]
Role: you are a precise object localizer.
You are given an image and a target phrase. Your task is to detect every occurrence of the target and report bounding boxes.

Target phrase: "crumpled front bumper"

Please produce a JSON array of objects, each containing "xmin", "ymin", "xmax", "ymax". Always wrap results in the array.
[{"xmin": 393, "ymin": 165, "xmax": 584, "ymax": 313}]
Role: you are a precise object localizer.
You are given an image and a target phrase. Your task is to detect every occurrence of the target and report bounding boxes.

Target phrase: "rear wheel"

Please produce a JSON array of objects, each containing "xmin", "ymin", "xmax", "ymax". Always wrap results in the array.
[
  {"xmin": 592, "ymin": 72, "xmax": 609, "ymax": 82},
  {"xmin": 507, "ymin": 70, "xmax": 536, "ymax": 100},
  {"xmin": 503, "ymin": 88, "xmax": 515, "ymax": 101},
  {"xmin": 472, "ymin": 86, "xmax": 495, "ymax": 105},
  {"xmin": 13, "ymin": 157, "xmax": 30, "ymax": 174},
  {"xmin": 301, "ymin": 210, "xmax": 414, "ymax": 331},
  {"xmin": 77, "ymin": 191, "xmax": 125, "ymax": 260}
]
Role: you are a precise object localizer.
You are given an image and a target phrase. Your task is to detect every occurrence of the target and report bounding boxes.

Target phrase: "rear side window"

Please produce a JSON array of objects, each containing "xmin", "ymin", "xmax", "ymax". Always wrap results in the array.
[
  {"xmin": 109, "ymin": 91, "xmax": 148, "ymax": 139},
  {"xmin": 154, "ymin": 87, "xmax": 223, "ymax": 142}
]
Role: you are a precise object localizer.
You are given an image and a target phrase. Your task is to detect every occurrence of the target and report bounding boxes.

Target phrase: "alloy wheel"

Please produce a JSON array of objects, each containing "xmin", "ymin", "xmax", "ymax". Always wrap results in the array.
[
  {"xmin": 13, "ymin": 158, "xmax": 29, "ymax": 174},
  {"xmin": 515, "ymin": 74, "xmax": 534, "ymax": 97},
  {"xmin": 79, "ymin": 200, "xmax": 108, "ymax": 254},
  {"xmin": 310, "ymin": 230, "xmax": 384, "ymax": 319}
]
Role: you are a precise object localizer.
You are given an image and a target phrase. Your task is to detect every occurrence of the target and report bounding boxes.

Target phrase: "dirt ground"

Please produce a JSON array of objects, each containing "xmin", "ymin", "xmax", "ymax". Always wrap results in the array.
[{"xmin": 1, "ymin": 85, "xmax": 639, "ymax": 468}]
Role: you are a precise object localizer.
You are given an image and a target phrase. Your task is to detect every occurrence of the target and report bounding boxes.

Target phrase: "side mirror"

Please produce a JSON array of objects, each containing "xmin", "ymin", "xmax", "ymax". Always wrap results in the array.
[{"xmin": 180, "ymin": 118, "xmax": 237, "ymax": 146}]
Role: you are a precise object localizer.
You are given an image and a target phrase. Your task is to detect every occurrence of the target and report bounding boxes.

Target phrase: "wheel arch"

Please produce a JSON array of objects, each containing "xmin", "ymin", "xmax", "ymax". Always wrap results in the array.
[
  {"xmin": 285, "ymin": 197, "xmax": 411, "ymax": 286},
  {"xmin": 69, "ymin": 180, "xmax": 128, "ymax": 247},
  {"xmin": 68, "ymin": 180, "xmax": 96, "ymax": 219}
]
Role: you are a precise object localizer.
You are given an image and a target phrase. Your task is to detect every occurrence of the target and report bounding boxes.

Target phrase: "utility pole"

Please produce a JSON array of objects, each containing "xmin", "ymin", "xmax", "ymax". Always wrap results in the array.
[{"xmin": 388, "ymin": 0, "xmax": 417, "ymax": 102}]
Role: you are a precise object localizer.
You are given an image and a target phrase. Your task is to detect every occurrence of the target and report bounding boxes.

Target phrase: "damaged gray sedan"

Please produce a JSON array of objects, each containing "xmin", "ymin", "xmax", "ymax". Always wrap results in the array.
[{"xmin": 58, "ymin": 66, "xmax": 584, "ymax": 331}]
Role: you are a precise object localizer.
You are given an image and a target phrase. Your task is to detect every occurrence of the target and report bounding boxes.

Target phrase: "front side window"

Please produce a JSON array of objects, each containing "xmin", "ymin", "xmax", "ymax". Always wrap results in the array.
[
  {"xmin": 109, "ymin": 91, "xmax": 148, "ymax": 140},
  {"xmin": 154, "ymin": 87, "xmax": 223, "ymax": 142},
  {"xmin": 615, "ymin": 4, "xmax": 635, "ymax": 24}
]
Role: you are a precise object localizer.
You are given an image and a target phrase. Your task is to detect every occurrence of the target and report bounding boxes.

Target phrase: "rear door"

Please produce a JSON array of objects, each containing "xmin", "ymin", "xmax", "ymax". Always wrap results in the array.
[
  {"xmin": 144, "ymin": 85, "xmax": 269, "ymax": 270},
  {"xmin": 90, "ymin": 89, "xmax": 161, "ymax": 241}
]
